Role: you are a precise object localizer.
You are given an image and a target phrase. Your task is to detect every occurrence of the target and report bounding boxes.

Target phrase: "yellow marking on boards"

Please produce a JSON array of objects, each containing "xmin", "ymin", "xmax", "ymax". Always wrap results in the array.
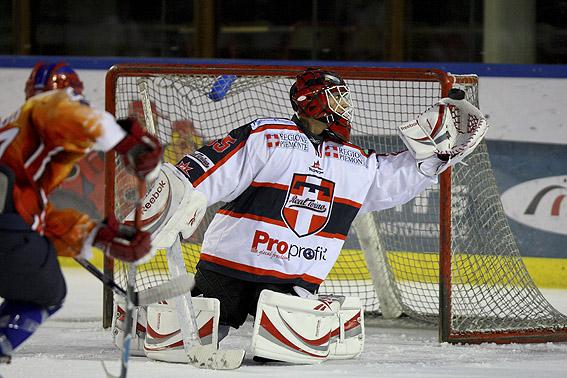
[{"xmin": 59, "ymin": 247, "xmax": 567, "ymax": 288}]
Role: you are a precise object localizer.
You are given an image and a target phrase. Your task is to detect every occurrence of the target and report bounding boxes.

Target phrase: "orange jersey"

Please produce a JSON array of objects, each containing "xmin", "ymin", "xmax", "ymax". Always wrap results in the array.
[{"xmin": 0, "ymin": 89, "xmax": 125, "ymax": 256}]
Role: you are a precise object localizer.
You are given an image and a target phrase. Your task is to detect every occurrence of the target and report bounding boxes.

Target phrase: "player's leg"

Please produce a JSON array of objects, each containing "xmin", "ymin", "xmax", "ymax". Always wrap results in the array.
[
  {"xmin": 0, "ymin": 165, "xmax": 67, "ymax": 362},
  {"xmin": 194, "ymin": 267, "xmax": 250, "ymax": 338}
]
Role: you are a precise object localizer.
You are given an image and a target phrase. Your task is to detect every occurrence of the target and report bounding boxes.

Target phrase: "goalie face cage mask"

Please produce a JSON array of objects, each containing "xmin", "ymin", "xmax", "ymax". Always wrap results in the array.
[
  {"xmin": 25, "ymin": 62, "xmax": 84, "ymax": 100},
  {"xmin": 290, "ymin": 69, "xmax": 354, "ymax": 142}
]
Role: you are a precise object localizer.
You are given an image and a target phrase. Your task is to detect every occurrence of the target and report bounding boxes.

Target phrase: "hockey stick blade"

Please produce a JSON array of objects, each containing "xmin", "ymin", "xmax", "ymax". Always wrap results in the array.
[
  {"xmin": 135, "ymin": 274, "xmax": 194, "ymax": 305},
  {"xmin": 187, "ymin": 346, "xmax": 245, "ymax": 370}
]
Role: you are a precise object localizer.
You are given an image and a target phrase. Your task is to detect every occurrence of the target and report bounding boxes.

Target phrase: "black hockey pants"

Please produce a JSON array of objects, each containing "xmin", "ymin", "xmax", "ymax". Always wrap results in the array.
[
  {"xmin": 0, "ymin": 164, "xmax": 66, "ymax": 308},
  {"xmin": 194, "ymin": 267, "xmax": 297, "ymax": 329}
]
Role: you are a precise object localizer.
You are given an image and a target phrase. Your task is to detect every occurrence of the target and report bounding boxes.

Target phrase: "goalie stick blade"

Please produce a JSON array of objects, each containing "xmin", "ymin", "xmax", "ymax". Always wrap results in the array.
[
  {"xmin": 187, "ymin": 346, "xmax": 245, "ymax": 370},
  {"xmin": 135, "ymin": 274, "xmax": 194, "ymax": 306}
]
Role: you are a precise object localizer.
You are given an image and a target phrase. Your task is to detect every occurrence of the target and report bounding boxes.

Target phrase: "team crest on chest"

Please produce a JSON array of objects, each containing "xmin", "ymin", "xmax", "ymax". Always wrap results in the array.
[{"xmin": 282, "ymin": 173, "xmax": 335, "ymax": 237}]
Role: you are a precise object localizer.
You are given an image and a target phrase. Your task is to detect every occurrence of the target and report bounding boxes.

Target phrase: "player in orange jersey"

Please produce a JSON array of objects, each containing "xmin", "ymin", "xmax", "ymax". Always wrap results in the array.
[{"xmin": 0, "ymin": 65, "xmax": 163, "ymax": 363}]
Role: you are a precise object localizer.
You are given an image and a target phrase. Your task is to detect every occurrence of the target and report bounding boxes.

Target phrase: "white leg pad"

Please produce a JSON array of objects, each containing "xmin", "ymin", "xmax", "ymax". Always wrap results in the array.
[
  {"xmin": 144, "ymin": 297, "xmax": 220, "ymax": 363},
  {"xmin": 322, "ymin": 295, "xmax": 365, "ymax": 360},
  {"xmin": 251, "ymin": 290, "xmax": 340, "ymax": 364},
  {"xmin": 112, "ymin": 298, "xmax": 147, "ymax": 357}
]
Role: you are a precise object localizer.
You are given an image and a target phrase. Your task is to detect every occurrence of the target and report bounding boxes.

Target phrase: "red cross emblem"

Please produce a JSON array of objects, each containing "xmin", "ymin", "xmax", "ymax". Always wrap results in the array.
[
  {"xmin": 266, "ymin": 134, "xmax": 280, "ymax": 148},
  {"xmin": 324, "ymin": 145, "xmax": 339, "ymax": 158}
]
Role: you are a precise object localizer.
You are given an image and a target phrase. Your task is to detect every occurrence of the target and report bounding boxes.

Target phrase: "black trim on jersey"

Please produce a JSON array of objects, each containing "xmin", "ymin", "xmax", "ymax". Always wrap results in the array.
[
  {"xmin": 202, "ymin": 122, "xmax": 253, "ymax": 163},
  {"xmin": 196, "ymin": 260, "xmax": 320, "ymax": 293},
  {"xmin": 174, "ymin": 122, "xmax": 254, "ymax": 183},
  {"xmin": 221, "ymin": 183, "xmax": 360, "ymax": 238},
  {"xmin": 220, "ymin": 185, "xmax": 286, "ymax": 221},
  {"xmin": 321, "ymin": 202, "xmax": 360, "ymax": 236}
]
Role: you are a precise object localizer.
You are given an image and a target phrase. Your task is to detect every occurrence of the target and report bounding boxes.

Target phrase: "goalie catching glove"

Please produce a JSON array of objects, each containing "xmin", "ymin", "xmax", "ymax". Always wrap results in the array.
[
  {"xmin": 114, "ymin": 118, "xmax": 163, "ymax": 182},
  {"xmin": 398, "ymin": 88, "xmax": 489, "ymax": 176},
  {"xmin": 124, "ymin": 163, "xmax": 208, "ymax": 248}
]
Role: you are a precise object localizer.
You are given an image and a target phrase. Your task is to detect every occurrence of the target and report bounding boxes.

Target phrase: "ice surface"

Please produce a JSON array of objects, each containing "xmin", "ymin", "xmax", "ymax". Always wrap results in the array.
[{"xmin": 1, "ymin": 269, "xmax": 566, "ymax": 378}]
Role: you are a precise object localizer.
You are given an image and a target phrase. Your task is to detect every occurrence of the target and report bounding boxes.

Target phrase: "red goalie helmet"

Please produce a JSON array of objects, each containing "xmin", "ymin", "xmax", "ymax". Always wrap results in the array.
[
  {"xmin": 290, "ymin": 68, "xmax": 354, "ymax": 142},
  {"xmin": 25, "ymin": 62, "xmax": 84, "ymax": 100}
]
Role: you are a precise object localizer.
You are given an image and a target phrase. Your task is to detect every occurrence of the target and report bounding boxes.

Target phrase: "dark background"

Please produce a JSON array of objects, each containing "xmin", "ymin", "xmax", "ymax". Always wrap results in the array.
[{"xmin": 2, "ymin": 0, "xmax": 566, "ymax": 64}]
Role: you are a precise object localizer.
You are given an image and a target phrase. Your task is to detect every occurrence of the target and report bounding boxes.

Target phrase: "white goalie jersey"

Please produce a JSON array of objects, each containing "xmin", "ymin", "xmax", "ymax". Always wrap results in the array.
[{"xmin": 173, "ymin": 117, "xmax": 437, "ymax": 292}]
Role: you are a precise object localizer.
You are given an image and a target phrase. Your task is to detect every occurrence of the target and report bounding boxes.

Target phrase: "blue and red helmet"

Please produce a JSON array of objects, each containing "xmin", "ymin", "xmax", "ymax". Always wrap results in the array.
[
  {"xmin": 25, "ymin": 62, "xmax": 84, "ymax": 100},
  {"xmin": 290, "ymin": 68, "xmax": 354, "ymax": 142}
]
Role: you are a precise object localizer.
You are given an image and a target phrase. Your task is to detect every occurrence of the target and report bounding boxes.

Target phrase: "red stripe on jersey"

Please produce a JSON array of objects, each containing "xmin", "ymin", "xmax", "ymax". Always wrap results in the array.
[
  {"xmin": 200, "ymin": 253, "xmax": 323, "ymax": 285},
  {"xmin": 250, "ymin": 124, "xmax": 298, "ymax": 135},
  {"xmin": 217, "ymin": 209, "xmax": 348, "ymax": 240},
  {"xmin": 334, "ymin": 197, "xmax": 362, "ymax": 208},
  {"xmin": 217, "ymin": 209, "xmax": 287, "ymax": 228},
  {"xmin": 192, "ymin": 140, "xmax": 246, "ymax": 187},
  {"xmin": 315, "ymin": 231, "xmax": 347, "ymax": 240},
  {"xmin": 250, "ymin": 181, "xmax": 288, "ymax": 191}
]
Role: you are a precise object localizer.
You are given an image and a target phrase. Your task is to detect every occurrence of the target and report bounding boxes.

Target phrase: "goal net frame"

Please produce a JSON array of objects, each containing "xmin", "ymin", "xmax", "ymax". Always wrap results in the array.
[{"xmin": 103, "ymin": 63, "xmax": 567, "ymax": 345}]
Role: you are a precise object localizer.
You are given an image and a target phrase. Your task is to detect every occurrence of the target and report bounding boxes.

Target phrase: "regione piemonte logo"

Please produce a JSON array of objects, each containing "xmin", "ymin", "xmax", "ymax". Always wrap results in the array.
[
  {"xmin": 501, "ymin": 175, "xmax": 567, "ymax": 235},
  {"xmin": 282, "ymin": 173, "xmax": 335, "ymax": 237}
]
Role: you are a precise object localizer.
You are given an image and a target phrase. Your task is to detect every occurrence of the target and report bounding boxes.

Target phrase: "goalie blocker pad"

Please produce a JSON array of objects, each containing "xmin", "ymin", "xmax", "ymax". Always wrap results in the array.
[
  {"xmin": 144, "ymin": 297, "xmax": 220, "ymax": 363},
  {"xmin": 251, "ymin": 290, "xmax": 364, "ymax": 364},
  {"xmin": 125, "ymin": 163, "xmax": 208, "ymax": 248}
]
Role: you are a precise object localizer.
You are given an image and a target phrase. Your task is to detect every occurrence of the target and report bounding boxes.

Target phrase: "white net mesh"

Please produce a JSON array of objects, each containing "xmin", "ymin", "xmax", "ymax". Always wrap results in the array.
[{"xmin": 105, "ymin": 65, "xmax": 567, "ymax": 342}]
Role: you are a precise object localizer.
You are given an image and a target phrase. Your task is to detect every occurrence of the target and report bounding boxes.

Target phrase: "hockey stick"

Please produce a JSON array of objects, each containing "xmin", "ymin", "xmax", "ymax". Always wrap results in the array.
[
  {"xmin": 74, "ymin": 257, "xmax": 193, "ymax": 306},
  {"xmin": 136, "ymin": 79, "xmax": 242, "ymax": 369},
  {"xmin": 102, "ymin": 204, "xmax": 142, "ymax": 378},
  {"xmin": 103, "ymin": 79, "xmax": 156, "ymax": 378},
  {"xmin": 167, "ymin": 235, "xmax": 245, "ymax": 370}
]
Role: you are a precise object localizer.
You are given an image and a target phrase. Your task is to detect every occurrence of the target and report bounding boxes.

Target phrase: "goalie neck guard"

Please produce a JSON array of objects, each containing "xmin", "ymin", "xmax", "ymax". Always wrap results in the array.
[
  {"xmin": 290, "ymin": 69, "xmax": 354, "ymax": 142},
  {"xmin": 25, "ymin": 62, "xmax": 84, "ymax": 100}
]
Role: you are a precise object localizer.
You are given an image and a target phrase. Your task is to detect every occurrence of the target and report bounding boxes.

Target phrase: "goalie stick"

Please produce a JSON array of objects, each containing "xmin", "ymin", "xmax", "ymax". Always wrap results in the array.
[
  {"xmin": 167, "ymin": 235, "xmax": 246, "ymax": 370},
  {"xmin": 74, "ymin": 257, "xmax": 193, "ymax": 306}
]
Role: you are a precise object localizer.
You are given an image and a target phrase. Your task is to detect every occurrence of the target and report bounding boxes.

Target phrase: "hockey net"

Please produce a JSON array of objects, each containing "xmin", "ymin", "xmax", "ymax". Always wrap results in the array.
[{"xmin": 103, "ymin": 64, "xmax": 567, "ymax": 343}]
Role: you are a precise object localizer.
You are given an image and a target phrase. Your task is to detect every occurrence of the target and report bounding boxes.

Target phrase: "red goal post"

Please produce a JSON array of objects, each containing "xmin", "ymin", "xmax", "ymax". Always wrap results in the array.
[{"xmin": 103, "ymin": 64, "xmax": 567, "ymax": 344}]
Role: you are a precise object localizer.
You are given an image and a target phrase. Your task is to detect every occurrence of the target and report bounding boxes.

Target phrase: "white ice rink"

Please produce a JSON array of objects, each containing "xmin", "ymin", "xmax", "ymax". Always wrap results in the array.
[{"xmin": 1, "ymin": 268, "xmax": 567, "ymax": 378}]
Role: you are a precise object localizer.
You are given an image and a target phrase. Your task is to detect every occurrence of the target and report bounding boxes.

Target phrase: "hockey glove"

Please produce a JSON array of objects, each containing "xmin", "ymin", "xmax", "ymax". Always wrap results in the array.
[
  {"xmin": 94, "ymin": 217, "xmax": 154, "ymax": 265},
  {"xmin": 398, "ymin": 89, "xmax": 488, "ymax": 176},
  {"xmin": 114, "ymin": 118, "xmax": 163, "ymax": 182}
]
